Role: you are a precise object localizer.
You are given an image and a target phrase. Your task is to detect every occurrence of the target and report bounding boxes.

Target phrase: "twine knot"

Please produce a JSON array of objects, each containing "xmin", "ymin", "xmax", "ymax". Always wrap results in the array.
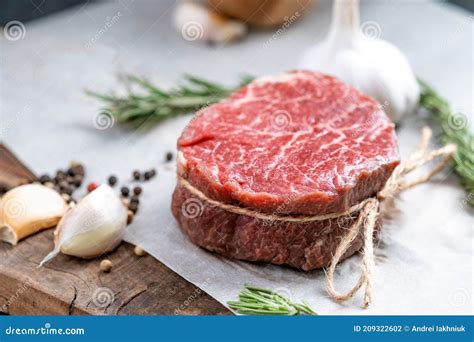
[{"xmin": 326, "ymin": 127, "xmax": 456, "ymax": 308}]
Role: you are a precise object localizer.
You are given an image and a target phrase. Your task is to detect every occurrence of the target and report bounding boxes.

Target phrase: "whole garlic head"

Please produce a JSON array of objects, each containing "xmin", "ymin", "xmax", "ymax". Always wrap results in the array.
[
  {"xmin": 40, "ymin": 184, "xmax": 127, "ymax": 266},
  {"xmin": 0, "ymin": 184, "xmax": 68, "ymax": 245},
  {"xmin": 299, "ymin": 0, "xmax": 420, "ymax": 122}
]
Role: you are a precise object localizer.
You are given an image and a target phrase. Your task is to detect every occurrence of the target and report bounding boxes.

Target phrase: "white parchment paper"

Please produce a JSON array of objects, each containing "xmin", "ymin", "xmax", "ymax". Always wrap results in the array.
[{"xmin": 2, "ymin": 0, "xmax": 472, "ymax": 314}]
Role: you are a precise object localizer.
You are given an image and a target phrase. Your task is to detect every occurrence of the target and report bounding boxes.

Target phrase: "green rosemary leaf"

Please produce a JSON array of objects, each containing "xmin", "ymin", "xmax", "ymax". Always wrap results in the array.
[
  {"xmin": 418, "ymin": 79, "xmax": 474, "ymax": 206},
  {"xmin": 227, "ymin": 285, "xmax": 317, "ymax": 316},
  {"xmin": 87, "ymin": 74, "xmax": 254, "ymax": 130}
]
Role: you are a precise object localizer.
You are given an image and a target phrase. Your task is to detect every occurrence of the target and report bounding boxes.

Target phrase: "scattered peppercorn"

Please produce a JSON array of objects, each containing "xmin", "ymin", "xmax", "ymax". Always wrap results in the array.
[
  {"xmin": 100, "ymin": 259, "xmax": 113, "ymax": 273},
  {"xmin": 108, "ymin": 175, "xmax": 118, "ymax": 186},
  {"xmin": 87, "ymin": 182, "xmax": 98, "ymax": 192},
  {"xmin": 133, "ymin": 186, "xmax": 142, "ymax": 196},
  {"xmin": 130, "ymin": 196, "xmax": 140, "ymax": 205},
  {"xmin": 134, "ymin": 245, "xmax": 146, "ymax": 257},
  {"xmin": 120, "ymin": 186, "xmax": 130, "ymax": 197},
  {"xmin": 67, "ymin": 168, "xmax": 76, "ymax": 177},
  {"xmin": 39, "ymin": 174, "xmax": 51, "ymax": 184},
  {"xmin": 144, "ymin": 169, "xmax": 156, "ymax": 180},
  {"xmin": 58, "ymin": 180, "xmax": 69, "ymax": 189},
  {"xmin": 129, "ymin": 202, "xmax": 139, "ymax": 213},
  {"xmin": 72, "ymin": 175, "xmax": 83, "ymax": 187},
  {"xmin": 133, "ymin": 170, "xmax": 141, "ymax": 181},
  {"xmin": 55, "ymin": 171, "xmax": 67, "ymax": 182},
  {"xmin": 165, "ymin": 152, "xmax": 173, "ymax": 162},
  {"xmin": 62, "ymin": 186, "xmax": 73, "ymax": 196},
  {"xmin": 70, "ymin": 162, "xmax": 85, "ymax": 176},
  {"xmin": 127, "ymin": 210, "xmax": 134, "ymax": 224}
]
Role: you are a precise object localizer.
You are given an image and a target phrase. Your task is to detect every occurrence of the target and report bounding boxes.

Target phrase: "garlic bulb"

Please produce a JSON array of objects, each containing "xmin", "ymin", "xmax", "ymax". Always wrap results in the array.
[
  {"xmin": 39, "ymin": 184, "xmax": 127, "ymax": 266},
  {"xmin": 208, "ymin": 0, "xmax": 313, "ymax": 28},
  {"xmin": 173, "ymin": 1, "xmax": 247, "ymax": 44},
  {"xmin": 0, "ymin": 184, "xmax": 68, "ymax": 245},
  {"xmin": 299, "ymin": 0, "xmax": 420, "ymax": 122}
]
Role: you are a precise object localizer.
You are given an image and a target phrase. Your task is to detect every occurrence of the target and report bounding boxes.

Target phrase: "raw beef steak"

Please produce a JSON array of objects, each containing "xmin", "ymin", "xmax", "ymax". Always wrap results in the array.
[{"xmin": 172, "ymin": 70, "xmax": 399, "ymax": 270}]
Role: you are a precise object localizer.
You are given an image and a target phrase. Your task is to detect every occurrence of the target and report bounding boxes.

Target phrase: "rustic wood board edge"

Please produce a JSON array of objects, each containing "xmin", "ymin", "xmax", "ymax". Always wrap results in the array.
[{"xmin": 0, "ymin": 145, "xmax": 230, "ymax": 315}]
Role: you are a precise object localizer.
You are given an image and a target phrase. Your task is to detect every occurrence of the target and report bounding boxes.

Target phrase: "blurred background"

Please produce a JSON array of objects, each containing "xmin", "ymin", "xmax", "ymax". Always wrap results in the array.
[{"xmin": 0, "ymin": 0, "xmax": 472, "ymax": 26}]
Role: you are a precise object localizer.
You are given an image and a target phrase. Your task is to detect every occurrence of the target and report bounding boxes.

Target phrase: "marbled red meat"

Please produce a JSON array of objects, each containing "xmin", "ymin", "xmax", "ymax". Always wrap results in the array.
[{"xmin": 172, "ymin": 70, "xmax": 399, "ymax": 270}]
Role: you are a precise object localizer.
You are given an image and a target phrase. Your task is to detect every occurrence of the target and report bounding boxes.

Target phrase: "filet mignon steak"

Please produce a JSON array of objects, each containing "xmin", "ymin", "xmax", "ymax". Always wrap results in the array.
[{"xmin": 172, "ymin": 70, "xmax": 400, "ymax": 270}]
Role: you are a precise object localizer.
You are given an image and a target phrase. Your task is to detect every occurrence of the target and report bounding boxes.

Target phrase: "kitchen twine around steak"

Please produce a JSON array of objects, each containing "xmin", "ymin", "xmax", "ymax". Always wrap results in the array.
[{"xmin": 178, "ymin": 127, "xmax": 456, "ymax": 308}]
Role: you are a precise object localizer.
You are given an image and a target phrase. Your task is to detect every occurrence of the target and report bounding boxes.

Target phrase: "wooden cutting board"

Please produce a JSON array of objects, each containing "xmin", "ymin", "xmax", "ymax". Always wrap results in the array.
[{"xmin": 0, "ymin": 144, "xmax": 229, "ymax": 315}]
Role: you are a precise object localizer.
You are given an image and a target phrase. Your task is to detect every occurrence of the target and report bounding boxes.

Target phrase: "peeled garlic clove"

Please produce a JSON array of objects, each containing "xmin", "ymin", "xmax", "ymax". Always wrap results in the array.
[
  {"xmin": 0, "ymin": 184, "xmax": 68, "ymax": 245},
  {"xmin": 39, "ymin": 184, "xmax": 127, "ymax": 266},
  {"xmin": 173, "ymin": 1, "xmax": 247, "ymax": 44}
]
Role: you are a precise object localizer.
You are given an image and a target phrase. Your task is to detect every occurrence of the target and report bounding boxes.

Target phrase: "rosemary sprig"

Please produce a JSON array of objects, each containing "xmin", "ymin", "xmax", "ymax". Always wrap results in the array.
[
  {"xmin": 86, "ymin": 74, "xmax": 254, "ymax": 128},
  {"xmin": 418, "ymin": 80, "xmax": 474, "ymax": 206},
  {"xmin": 227, "ymin": 285, "xmax": 317, "ymax": 316}
]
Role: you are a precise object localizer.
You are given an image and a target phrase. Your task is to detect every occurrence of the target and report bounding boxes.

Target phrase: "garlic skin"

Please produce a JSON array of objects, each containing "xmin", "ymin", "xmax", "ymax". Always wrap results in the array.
[
  {"xmin": 39, "ymin": 185, "xmax": 127, "ymax": 266},
  {"xmin": 173, "ymin": 1, "xmax": 247, "ymax": 44},
  {"xmin": 299, "ymin": 0, "xmax": 420, "ymax": 122},
  {"xmin": 0, "ymin": 184, "xmax": 68, "ymax": 245}
]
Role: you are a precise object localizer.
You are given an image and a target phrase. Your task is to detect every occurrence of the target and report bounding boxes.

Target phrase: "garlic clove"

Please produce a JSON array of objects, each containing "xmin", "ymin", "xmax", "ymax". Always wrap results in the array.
[
  {"xmin": 299, "ymin": 0, "xmax": 420, "ymax": 122},
  {"xmin": 173, "ymin": 1, "xmax": 247, "ymax": 44},
  {"xmin": 39, "ymin": 184, "xmax": 127, "ymax": 266},
  {"xmin": 0, "ymin": 184, "xmax": 68, "ymax": 245}
]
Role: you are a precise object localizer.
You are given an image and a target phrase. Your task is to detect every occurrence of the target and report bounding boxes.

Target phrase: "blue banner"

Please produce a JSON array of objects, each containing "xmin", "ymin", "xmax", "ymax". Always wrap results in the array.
[{"xmin": 0, "ymin": 316, "xmax": 472, "ymax": 342}]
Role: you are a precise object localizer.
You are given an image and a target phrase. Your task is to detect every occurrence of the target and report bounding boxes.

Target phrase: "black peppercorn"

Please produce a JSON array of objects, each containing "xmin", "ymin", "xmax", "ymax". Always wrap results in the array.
[
  {"xmin": 121, "ymin": 186, "xmax": 130, "ymax": 197},
  {"xmin": 55, "ymin": 171, "xmax": 67, "ymax": 183},
  {"xmin": 108, "ymin": 175, "xmax": 118, "ymax": 186},
  {"xmin": 70, "ymin": 163, "xmax": 85, "ymax": 176},
  {"xmin": 58, "ymin": 180, "xmax": 69, "ymax": 189},
  {"xmin": 133, "ymin": 186, "xmax": 142, "ymax": 196},
  {"xmin": 129, "ymin": 202, "xmax": 139, "ymax": 213},
  {"xmin": 67, "ymin": 168, "xmax": 76, "ymax": 177},
  {"xmin": 130, "ymin": 196, "xmax": 140, "ymax": 205},
  {"xmin": 165, "ymin": 152, "xmax": 173, "ymax": 162},
  {"xmin": 72, "ymin": 175, "xmax": 83, "ymax": 187},
  {"xmin": 133, "ymin": 170, "xmax": 141, "ymax": 181},
  {"xmin": 62, "ymin": 186, "xmax": 73, "ymax": 196},
  {"xmin": 39, "ymin": 174, "xmax": 51, "ymax": 184},
  {"xmin": 144, "ymin": 169, "xmax": 156, "ymax": 180}
]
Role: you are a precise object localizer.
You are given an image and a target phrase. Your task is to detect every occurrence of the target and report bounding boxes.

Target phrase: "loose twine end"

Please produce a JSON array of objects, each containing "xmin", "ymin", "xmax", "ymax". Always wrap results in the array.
[{"xmin": 325, "ymin": 127, "xmax": 456, "ymax": 308}]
